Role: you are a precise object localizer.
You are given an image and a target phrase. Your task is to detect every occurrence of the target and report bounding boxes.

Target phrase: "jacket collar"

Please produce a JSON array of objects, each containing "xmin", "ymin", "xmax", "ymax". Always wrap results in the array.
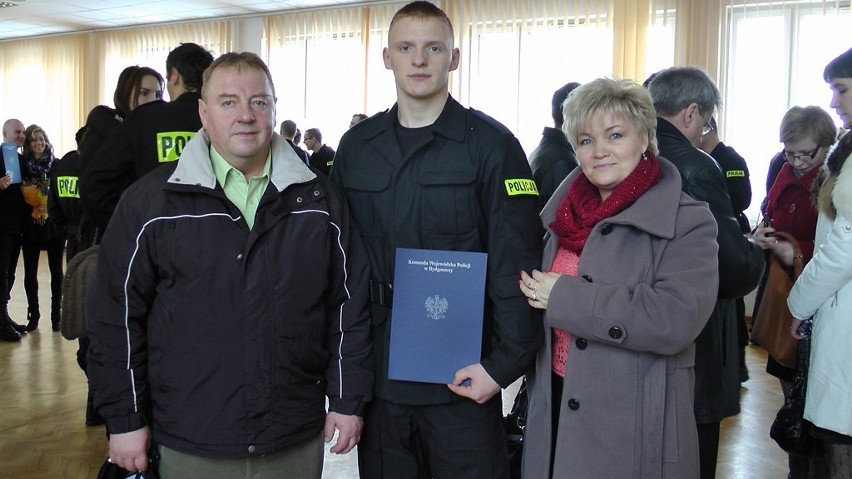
[
  {"xmin": 541, "ymin": 156, "xmax": 684, "ymax": 240},
  {"xmin": 542, "ymin": 126, "xmax": 572, "ymax": 150},
  {"xmin": 656, "ymin": 117, "xmax": 690, "ymax": 145},
  {"xmin": 360, "ymin": 94, "xmax": 468, "ymax": 143},
  {"xmin": 168, "ymin": 129, "xmax": 316, "ymax": 192}
]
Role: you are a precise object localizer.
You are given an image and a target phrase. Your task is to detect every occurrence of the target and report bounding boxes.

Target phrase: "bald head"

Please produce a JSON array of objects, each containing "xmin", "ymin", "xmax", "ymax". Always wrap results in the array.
[{"xmin": 3, "ymin": 119, "xmax": 25, "ymax": 147}]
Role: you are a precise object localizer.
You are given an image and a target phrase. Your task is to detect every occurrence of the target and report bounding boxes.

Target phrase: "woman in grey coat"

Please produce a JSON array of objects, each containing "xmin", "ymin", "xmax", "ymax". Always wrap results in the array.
[{"xmin": 519, "ymin": 78, "xmax": 719, "ymax": 478}]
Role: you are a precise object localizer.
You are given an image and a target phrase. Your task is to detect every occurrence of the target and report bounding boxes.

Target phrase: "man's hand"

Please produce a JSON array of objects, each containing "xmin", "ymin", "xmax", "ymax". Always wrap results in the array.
[
  {"xmin": 447, "ymin": 363, "xmax": 500, "ymax": 404},
  {"xmin": 108, "ymin": 426, "xmax": 151, "ymax": 472},
  {"xmin": 323, "ymin": 412, "xmax": 363, "ymax": 454},
  {"xmin": 0, "ymin": 174, "xmax": 11, "ymax": 191}
]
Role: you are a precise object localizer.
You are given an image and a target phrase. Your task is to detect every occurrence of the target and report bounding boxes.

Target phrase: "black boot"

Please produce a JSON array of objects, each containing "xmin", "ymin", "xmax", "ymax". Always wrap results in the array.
[
  {"xmin": 25, "ymin": 307, "xmax": 40, "ymax": 332},
  {"xmin": 0, "ymin": 306, "xmax": 22, "ymax": 342}
]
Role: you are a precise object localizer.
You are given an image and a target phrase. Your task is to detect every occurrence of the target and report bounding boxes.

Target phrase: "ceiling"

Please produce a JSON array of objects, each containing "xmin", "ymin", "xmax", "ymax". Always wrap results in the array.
[{"xmin": 0, "ymin": 0, "xmax": 370, "ymax": 42}]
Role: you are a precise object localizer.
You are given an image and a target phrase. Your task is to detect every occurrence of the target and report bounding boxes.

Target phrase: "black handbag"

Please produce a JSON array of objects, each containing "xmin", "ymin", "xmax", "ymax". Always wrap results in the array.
[
  {"xmin": 770, "ymin": 330, "xmax": 814, "ymax": 455},
  {"xmin": 504, "ymin": 378, "xmax": 528, "ymax": 479}
]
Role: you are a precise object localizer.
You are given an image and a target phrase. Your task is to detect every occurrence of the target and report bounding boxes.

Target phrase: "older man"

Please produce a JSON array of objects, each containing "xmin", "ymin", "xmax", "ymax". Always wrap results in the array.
[
  {"xmin": 1, "ymin": 118, "xmax": 28, "ymax": 341},
  {"xmin": 648, "ymin": 67, "xmax": 764, "ymax": 479},
  {"xmin": 87, "ymin": 52, "xmax": 372, "ymax": 478}
]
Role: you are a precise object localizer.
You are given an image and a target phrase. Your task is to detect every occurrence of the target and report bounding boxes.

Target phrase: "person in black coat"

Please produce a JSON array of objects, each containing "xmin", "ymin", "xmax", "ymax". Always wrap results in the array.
[
  {"xmin": 304, "ymin": 128, "xmax": 335, "ymax": 176},
  {"xmin": 648, "ymin": 66, "xmax": 764, "ymax": 479},
  {"xmin": 80, "ymin": 43, "xmax": 214, "ymax": 231},
  {"xmin": 529, "ymin": 82, "xmax": 581, "ymax": 207},
  {"xmin": 0, "ymin": 118, "xmax": 29, "ymax": 340}
]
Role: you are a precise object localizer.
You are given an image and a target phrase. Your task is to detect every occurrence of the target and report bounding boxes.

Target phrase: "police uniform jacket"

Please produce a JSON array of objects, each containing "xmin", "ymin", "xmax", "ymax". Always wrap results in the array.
[
  {"xmin": 86, "ymin": 130, "xmax": 373, "ymax": 458},
  {"xmin": 332, "ymin": 96, "xmax": 544, "ymax": 405},
  {"xmin": 656, "ymin": 117, "xmax": 764, "ymax": 424},
  {"xmin": 522, "ymin": 157, "xmax": 718, "ymax": 479},
  {"xmin": 529, "ymin": 126, "xmax": 578, "ymax": 208},
  {"xmin": 80, "ymin": 92, "xmax": 203, "ymax": 230},
  {"xmin": 309, "ymin": 144, "xmax": 335, "ymax": 177},
  {"xmin": 709, "ymin": 142, "xmax": 751, "ymax": 232}
]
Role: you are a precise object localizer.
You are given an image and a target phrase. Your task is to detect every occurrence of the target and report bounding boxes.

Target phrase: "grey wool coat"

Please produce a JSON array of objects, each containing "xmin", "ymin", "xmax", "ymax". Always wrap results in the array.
[{"xmin": 521, "ymin": 157, "xmax": 719, "ymax": 479}]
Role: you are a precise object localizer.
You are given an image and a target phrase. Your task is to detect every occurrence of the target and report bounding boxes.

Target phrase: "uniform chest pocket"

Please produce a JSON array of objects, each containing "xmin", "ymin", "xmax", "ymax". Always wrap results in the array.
[
  {"xmin": 419, "ymin": 169, "xmax": 477, "ymax": 237},
  {"xmin": 344, "ymin": 171, "xmax": 391, "ymax": 236}
]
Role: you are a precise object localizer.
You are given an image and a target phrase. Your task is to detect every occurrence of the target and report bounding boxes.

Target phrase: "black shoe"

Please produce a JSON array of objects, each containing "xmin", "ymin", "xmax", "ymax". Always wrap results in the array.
[
  {"xmin": 0, "ymin": 321, "xmax": 22, "ymax": 342},
  {"xmin": 26, "ymin": 309, "xmax": 40, "ymax": 332},
  {"xmin": 9, "ymin": 319, "xmax": 27, "ymax": 334}
]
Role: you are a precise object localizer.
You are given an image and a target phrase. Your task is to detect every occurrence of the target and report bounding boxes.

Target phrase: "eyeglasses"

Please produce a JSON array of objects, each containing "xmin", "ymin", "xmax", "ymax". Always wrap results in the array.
[
  {"xmin": 701, "ymin": 119, "xmax": 714, "ymax": 136},
  {"xmin": 784, "ymin": 145, "xmax": 821, "ymax": 162}
]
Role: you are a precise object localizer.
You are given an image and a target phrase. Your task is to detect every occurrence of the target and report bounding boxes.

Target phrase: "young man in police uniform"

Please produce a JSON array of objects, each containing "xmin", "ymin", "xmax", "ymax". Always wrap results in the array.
[
  {"xmin": 87, "ymin": 52, "xmax": 372, "ymax": 478},
  {"xmin": 332, "ymin": 2, "xmax": 543, "ymax": 477},
  {"xmin": 80, "ymin": 43, "xmax": 215, "ymax": 230}
]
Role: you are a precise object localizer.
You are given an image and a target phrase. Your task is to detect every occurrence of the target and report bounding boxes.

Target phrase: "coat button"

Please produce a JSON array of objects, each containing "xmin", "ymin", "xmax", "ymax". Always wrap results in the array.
[
  {"xmin": 248, "ymin": 445, "xmax": 256, "ymax": 453},
  {"xmin": 608, "ymin": 326, "xmax": 623, "ymax": 339},
  {"xmin": 567, "ymin": 398, "xmax": 580, "ymax": 410},
  {"xmin": 601, "ymin": 224, "xmax": 613, "ymax": 235},
  {"xmin": 581, "ymin": 275, "xmax": 593, "ymax": 283},
  {"xmin": 296, "ymin": 196, "xmax": 303, "ymax": 203},
  {"xmin": 236, "ymin": 253, "xmax": 244, "ymax": 261},
  {"xmin": 313, "ymin": 189, "xmax": 321, "ymax": 196},
  {"xmin": 846, "ymin": 224, "xmax": 852, "ymax": 232},
  {"xmin": 575, "ymin": 337, "xmax": 588, "ymax": 350}
]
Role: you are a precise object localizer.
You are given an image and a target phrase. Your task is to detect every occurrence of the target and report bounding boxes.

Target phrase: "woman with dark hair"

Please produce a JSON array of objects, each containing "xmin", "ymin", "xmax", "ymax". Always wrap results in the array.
[
  {"xmin": 19, "ymin": 125, "xmax": 64, "ymax": 331},
  {"xmin": 788, "ymin": 46, "xmax": 852, "ymax": 479},
  {"xmin": 519, "ymin": 77, "xmax": 719, "ymax": 478},
  {"xmin": 76, "ymin": 65, "xmax": 163, "ymax": 246}
]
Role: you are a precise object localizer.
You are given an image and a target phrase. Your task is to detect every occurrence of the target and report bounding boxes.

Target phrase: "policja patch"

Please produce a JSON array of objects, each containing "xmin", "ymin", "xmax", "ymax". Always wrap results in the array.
[{"xmin": 504, "ymin": 178, "xmax": 539, "ymax": 196}]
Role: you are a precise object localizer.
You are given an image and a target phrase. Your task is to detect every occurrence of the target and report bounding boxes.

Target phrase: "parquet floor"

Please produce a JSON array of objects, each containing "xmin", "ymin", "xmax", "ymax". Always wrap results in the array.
[{"xmin": 0, "ymin": 256, "xmax": 789, "ymax": 478}]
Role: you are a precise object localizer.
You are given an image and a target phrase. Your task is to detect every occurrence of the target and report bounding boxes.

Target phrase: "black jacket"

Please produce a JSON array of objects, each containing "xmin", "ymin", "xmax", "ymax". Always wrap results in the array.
[
  {"xmin": 0, "ymin": 150, "xmax": 27, "ymax": 236},
  {"xmin": 309, "ymin": 144, "xmax": 335, "ymax": 177},
  {"xmin": 87, "ymin": 132, "xmax": 372, "ymax": 458},
  {"xmin": 709, "ymin": 142, "xmax": 752, "ymax": 232},
  {"xmin": 656, "ymin": 117, "xmax": 764, "ymax": 423},
  {"xmin": 529, "ymin": 126, "xmax": 578, "ymax": 208},
  {"xmin": 77, "ymin": 105, "xmax": 123, "ymax": 175},
  {"xmin": 332, "ymin": 96, "xmax": 544, "ymax": 405},
  {"xmin": 80, "ymin": 92, "xmax": 203, "ymax": 230}
]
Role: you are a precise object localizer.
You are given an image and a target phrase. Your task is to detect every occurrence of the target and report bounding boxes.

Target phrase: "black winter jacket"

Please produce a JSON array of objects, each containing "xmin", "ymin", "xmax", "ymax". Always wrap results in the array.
[
  {"xmin": 80, "ymin": 92, "xmax": 203, "ymax": 230},
  {"xmin": 656, "ymin": 117, "xmax": 764, "ymax": 423},
  {"xmin": 87, "ymin": 132, "xmax": 373, "ymax": 458},
  {"xmin": 529, "ymin": 126, "xmax": 578, "ymax": 208},
  {"xmin": 332, "ymin": 96, "xmax": 544, "ymax": 405}
]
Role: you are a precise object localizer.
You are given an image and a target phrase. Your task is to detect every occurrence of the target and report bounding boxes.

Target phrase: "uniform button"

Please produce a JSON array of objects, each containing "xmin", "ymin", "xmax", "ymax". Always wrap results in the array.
[
  {"xmin": 608, "ymin": 326, "xmax": 623, "ymax": 339},
  {"xmin": 601, "ymin": 224, "xmax": 613, "ymax": 235},
  {"xmin": 581, "ymin": 275, "xmax": 593, "ymax": 283},
  {"xmin": 248, "ymin": 445, "xmax": 256, "ymax": 453},
  {"xmin": 567, "ymin": 398, "xmax": 580, "ymax": 410},
  {"xmin": 575, "ymin": 338, "xmax": 588, "ymax": 350},
  {"xmin": 236, "ymin": 253, "xmax": 244, "ymax": 261}
]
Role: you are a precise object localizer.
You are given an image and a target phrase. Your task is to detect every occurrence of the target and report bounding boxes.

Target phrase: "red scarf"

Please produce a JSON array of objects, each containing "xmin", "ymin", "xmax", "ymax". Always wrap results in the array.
[{"xmin": 551, "ymin": 151, "xmax": 661, "ymax": 253}]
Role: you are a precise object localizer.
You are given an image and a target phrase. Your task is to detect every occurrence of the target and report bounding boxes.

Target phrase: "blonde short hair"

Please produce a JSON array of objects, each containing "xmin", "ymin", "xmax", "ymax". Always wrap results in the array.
[{"xmin": 562, "ymin": 77, "xmax": 658, "ymax": 155}]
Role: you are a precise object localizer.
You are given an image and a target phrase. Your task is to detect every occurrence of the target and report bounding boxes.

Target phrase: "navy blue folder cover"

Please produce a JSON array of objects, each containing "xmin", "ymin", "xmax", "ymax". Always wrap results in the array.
[
  {"xmin": 388, "ymin": 248, "xmax": 487, "ymax": 384},
  {"xmin": 2, "ymin": 143, "xmax": 21, "ymax": 184}
]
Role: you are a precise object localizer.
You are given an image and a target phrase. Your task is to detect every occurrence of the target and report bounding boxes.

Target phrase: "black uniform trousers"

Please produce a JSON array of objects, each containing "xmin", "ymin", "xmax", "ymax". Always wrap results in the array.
[{"xmin": 358, "ymin": 395, "xmax": 509, "ymax": 479}]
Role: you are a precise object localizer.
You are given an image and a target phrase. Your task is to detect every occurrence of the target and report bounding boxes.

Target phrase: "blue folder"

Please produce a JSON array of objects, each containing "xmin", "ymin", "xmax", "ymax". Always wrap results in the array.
[
  {"xmin": 388, "ymin": 248, "xmax": 487, "ymax": 384},
  {"xmin": 2, "ymin": 143, "xmax": 21, "ymax": 184}
]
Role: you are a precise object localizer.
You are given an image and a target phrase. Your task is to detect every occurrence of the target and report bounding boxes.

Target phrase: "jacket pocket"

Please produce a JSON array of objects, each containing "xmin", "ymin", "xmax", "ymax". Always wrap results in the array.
[
  {"xmin": 419, "ymin": 168, "xmax": 478, "ymax": 237},
  {"xmin": 343, "ymin": 170, "xmax": 391, "ymax": 237}
]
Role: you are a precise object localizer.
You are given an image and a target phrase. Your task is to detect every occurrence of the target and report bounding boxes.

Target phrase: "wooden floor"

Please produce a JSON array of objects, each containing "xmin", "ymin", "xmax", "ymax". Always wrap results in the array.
[{"xmin": 0, "ymin": 257, "xmax": 790, "ymax": 478}]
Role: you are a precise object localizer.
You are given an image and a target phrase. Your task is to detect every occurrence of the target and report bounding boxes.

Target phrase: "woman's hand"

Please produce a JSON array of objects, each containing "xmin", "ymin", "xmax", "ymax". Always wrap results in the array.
[
  {"xmin": 790, "ymin": 318, "xmax": 806, "ymax": 340},
  {"xmin": 753, "ymin": 224, "xmax": 777, "ymax": 249},
  {"xmin": 0, "ymin": 174, "xmax": 11, "ymax": 190},
  {"xmin": 519, "ymin": 270, "xmax": 561, "ymax": 309}
]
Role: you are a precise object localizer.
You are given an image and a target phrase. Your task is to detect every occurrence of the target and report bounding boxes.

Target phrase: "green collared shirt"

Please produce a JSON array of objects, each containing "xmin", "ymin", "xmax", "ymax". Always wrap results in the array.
[{"xmin": 210, "ymin": 146, "xmax": 271, "ymax": 229}]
